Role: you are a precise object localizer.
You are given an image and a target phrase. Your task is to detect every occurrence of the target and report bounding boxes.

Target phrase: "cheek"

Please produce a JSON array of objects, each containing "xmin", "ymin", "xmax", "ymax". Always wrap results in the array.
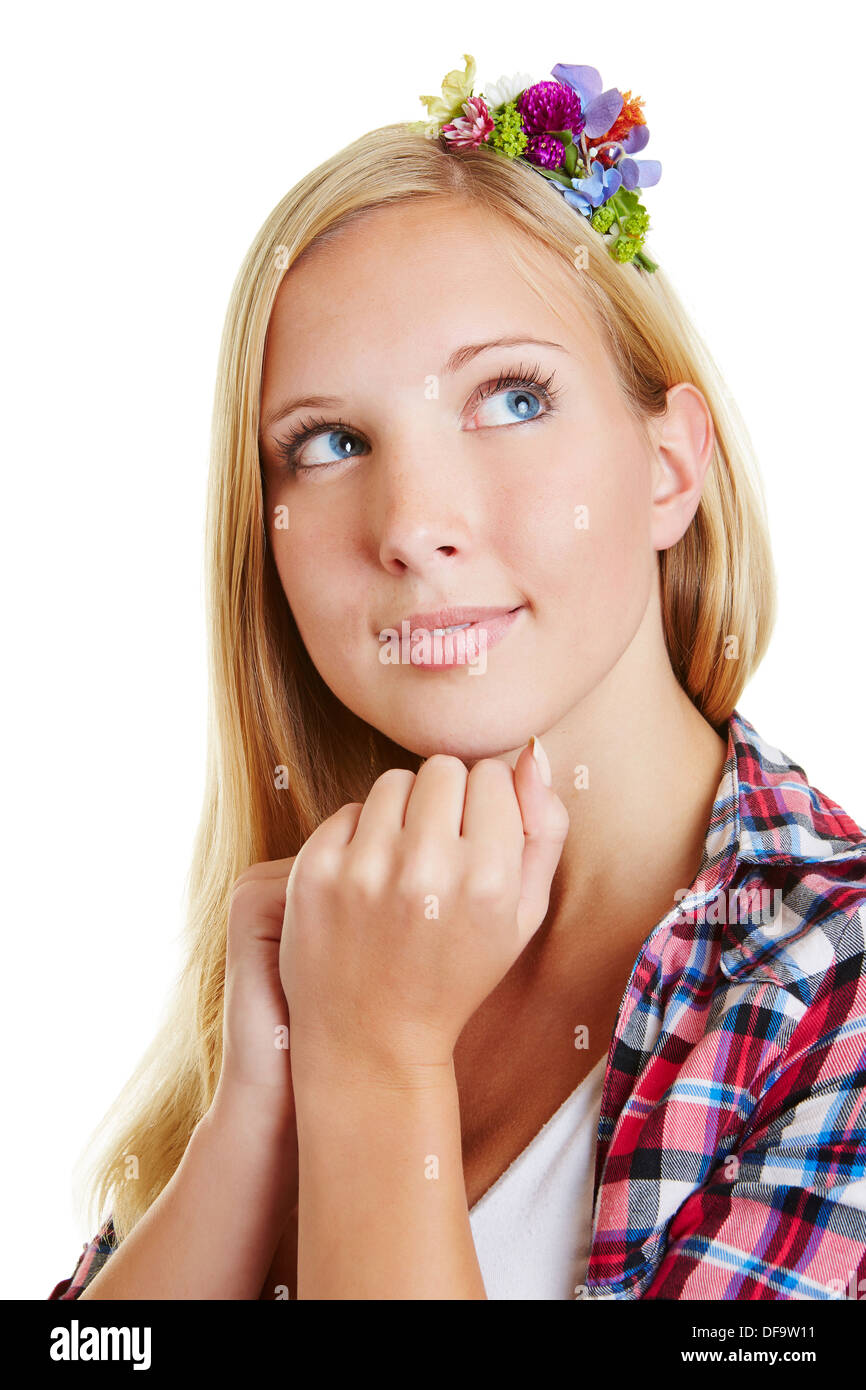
[
  {"xmin": 268, "ymin": 519, "xmax": 369, "ymax": 673},
  {"xmin": 270, "ymin": 520, "xmax": 332, "ymax": 614},
  {"xmin": 518, "ymin": 437, "xmax": 655, "ymax": 630}
]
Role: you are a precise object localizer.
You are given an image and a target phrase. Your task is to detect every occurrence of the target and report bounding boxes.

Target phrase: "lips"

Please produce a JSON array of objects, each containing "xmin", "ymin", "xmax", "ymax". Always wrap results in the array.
[
  {"xmin": 376, "ymin": 604, "xmax": 525, "ymax": 668},
  {"xmin": 398, "ymin": 605, "xmax": 523, "ymax": 633}
]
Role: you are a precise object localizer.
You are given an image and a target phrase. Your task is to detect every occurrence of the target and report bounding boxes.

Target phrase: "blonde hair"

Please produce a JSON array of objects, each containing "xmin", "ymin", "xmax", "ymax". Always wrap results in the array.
[{"xmin": 73, "ymin": 123, "xmax": 776, "ymax": 1244}]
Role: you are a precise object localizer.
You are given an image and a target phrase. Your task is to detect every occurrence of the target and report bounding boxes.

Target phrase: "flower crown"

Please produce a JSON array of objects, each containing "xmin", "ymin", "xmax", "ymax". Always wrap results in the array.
[{"xmin": 409, "ymin": 55, "xmax": 661, "ymax": 273}]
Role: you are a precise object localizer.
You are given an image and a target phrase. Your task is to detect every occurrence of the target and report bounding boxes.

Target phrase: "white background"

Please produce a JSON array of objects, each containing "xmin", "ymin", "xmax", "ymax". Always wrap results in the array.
[{"xmin": 3, "ymin": 0, "xmax": 864, "ymax": 1297}]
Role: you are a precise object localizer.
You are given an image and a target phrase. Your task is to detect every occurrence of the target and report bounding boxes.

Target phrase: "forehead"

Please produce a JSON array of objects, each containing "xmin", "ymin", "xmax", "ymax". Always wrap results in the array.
[{"xmin": 261, "ymin": 197, "xmax": 606, "ymax": 392}]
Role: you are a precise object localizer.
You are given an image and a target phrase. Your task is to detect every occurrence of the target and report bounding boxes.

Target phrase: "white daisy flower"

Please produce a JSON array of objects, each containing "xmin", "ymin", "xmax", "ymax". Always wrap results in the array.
[{"xmin": 481, "ymin": 72, "xmax": 535, "ymax": 111}]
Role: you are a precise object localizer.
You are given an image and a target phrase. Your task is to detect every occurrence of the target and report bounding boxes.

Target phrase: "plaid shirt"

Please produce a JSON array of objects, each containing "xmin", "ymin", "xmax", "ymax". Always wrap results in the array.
[{"xmin": 48, "ymin": 708, "xmax": 866, "ymax": 1301}]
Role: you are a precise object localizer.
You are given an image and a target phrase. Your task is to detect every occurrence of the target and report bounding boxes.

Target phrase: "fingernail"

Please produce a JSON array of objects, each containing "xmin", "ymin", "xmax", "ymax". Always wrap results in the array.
[{"xmin": 529, "ymin": 734, "xmax": 552, "ymax": 787}]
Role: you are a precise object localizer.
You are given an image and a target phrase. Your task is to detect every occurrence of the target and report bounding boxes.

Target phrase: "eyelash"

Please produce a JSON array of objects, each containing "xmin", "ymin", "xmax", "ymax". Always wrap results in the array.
[{"xmin": 272, "ymin": 361, "xmax": 562, "ymax": 475}]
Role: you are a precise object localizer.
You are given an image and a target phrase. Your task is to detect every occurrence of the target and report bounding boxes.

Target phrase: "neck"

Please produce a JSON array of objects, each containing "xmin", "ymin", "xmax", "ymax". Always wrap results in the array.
[{"xmin": 508, "ymin": 579, "xmax": 730, "ymax": 975}]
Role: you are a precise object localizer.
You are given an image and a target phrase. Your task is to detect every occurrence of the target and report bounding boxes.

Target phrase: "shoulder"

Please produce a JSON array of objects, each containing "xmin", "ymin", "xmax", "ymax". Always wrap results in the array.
[
  {"xmin": 720, "ymin": 713, "xmax": 866, "ymax": 993},
  {"xmin": 669, "ymin": 710, "xmax": 866, "ymax": 1074},
  {"xmin": 592, "ymin": 717, "xmax": 866, "ymax": 1298},
  {"xmin": 693, "ymin": 712, "xmax": 866, "ymax": 1080}
]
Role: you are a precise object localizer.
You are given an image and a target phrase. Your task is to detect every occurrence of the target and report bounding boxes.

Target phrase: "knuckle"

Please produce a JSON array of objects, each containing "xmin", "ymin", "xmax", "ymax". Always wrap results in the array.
[
  {"xmin": 464, "ymin": 863, "xmax": 509, "ymax": 903},
  {"xmin": 421, "ymin": 753, "xmax": 466, "ymax": 775},
  {"xmin": 225, "ymin": 878, "xmax": 276, "ymax": 949},
  {"xmin": 467, "ymin": 759, "xmax": 521, "ymax": 811},
  {"xmin": 469, "ymin": 757, "xmax": 512, "ymax": 779},
  {"xmin": 343, "ymin": 852, "xmax": 388, "ymax": 899},
  {"xmin": 326, "ymin": 802, "xmax": 363, "ymax": 828},
  {"xmin": 395, "ymin": 852, "xmax": 444, "ymax": 899},
  {"xmin": 229, "ymin": 851, "xmax": 298, "ymax": 899},
  {"xmin": 297, "ymin": 847, "xmax": 341, "ymax": 889},
  {"xmin": 228, "ymin": 874, "xmax": 263, "ymax": 912},
  {"xmin": 373, "ymin": 768, "xmax": 415, "ymax": 790}
]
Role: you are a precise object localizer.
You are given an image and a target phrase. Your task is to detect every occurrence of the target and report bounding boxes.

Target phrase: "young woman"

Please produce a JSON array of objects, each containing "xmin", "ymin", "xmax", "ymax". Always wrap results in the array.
[{"xmin": 49, "ymin": 59, "xmax": 866, "ymax": 1301}]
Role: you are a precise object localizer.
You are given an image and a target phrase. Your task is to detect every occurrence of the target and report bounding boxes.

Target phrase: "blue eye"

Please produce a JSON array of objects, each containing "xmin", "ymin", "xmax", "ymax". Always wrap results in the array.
[
  {"xmin": 467, "ymin": 363, "xmax": 559, "ymax": 432},
  {"xmin": 292, "ymin": 426, "xmax": 365, "ymax": 470},
  {"xmin": 473, "ymin": 385, "xmax": 544, "ymax": 427},
  {"xmin": 273, "ymin": 362, "xmax": 560, "ymax": 474},
  {"xmin": 273, "ymin": 416, "xmax": 367, "ymax": 474}
]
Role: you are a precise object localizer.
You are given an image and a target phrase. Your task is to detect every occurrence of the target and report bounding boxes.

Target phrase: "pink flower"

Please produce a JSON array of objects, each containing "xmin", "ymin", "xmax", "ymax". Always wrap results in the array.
[{"xmin": 440, "ymin": 96, "xmax": 494, "ymax": 149}]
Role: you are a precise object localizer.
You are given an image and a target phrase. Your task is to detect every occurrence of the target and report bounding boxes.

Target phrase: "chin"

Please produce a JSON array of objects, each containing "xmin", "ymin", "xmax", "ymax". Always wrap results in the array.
[{"xmin": 373, "ymin": 703, "xmax": 536, "ymax": 765}]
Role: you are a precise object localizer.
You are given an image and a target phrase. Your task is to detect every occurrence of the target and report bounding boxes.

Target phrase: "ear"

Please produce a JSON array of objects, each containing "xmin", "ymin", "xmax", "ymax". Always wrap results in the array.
[{"xmin": 647, "ymin": 383, "xmax": 715, "ymax": 552}]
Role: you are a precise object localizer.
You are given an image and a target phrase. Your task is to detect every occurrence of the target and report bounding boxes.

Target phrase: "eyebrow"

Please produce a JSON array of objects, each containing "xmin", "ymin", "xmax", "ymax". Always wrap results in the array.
[{"xmin": 259, "ymin": 335, "xmax": 567, "ymax": 433}]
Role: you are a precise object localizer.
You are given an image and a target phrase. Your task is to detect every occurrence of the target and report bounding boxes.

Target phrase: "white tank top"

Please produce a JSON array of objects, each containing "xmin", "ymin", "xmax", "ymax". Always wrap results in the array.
[{"xmin": 468, "ymin": 1052, "xmax": 607, "ymax": 1299}]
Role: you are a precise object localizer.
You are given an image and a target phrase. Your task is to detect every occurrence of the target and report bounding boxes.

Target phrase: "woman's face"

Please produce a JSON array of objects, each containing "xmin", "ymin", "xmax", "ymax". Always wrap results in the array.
[{"xmin": 259, "ymin": 197, "xmax": 672, "ymax": 760}]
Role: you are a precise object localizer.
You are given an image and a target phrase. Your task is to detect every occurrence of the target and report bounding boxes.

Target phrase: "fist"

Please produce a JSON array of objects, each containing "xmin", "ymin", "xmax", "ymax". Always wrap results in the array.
[{"xmin": 279, "ymin": 739, "xmax": 569, "ymax": 1087}]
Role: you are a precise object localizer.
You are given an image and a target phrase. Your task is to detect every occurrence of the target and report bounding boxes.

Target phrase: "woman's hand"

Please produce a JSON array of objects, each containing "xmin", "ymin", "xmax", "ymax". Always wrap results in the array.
[
  {"xmin": 279, "ymin": 739, "xmax": 570, "ymax": 1091},
  {"xmin": 212, "ymin": 857, "xmax": 298, "ymax": 1133}
]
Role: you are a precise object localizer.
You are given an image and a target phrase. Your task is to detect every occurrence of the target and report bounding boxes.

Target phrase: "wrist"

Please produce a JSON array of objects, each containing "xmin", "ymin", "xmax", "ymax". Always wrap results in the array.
[
  {"xmin": 202, "ymin": 1093, "xmax": 299, "ymax": 1223},
  {"xmin": 296, "ymin": 1059, "xmax": 462, "ymax": 1154},
  {"xmin": 292, "ymin": 1052, "xmax": 457, "ymax": 1122},
  {"xmin": 207, "ymin": 1081, "xmax": 297, "ymax": 1155}
]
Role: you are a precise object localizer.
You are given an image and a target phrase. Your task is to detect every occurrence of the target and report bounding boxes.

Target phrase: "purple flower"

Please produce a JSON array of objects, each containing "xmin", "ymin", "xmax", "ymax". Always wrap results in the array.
[
  {"xmin": 617, "ymin": 148, "xmax": 662, "ymax": 190},
  {"xmin": 605, "ymin": 123, "xmax": 662, "ymax": 190},
  {"xmin": 525, "ymin": 133, "xmax": 569, "ymax": 168},
  {"xmin": 516, "ymin": 79, "xmax": 584, "ymax": 138},
  {"xmin": 550, "ymin": 64, "xmax": 622, "ymax": 139},
  {"xmin": 552, "ymin": 63, "xmax": 661, "ymax": 190}
]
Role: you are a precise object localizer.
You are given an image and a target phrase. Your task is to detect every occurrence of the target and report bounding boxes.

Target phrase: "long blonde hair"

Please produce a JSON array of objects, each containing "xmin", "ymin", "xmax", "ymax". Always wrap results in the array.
[{"xmin": 73, "ymin": 123, "xmax": 776, "ymax": 1243}]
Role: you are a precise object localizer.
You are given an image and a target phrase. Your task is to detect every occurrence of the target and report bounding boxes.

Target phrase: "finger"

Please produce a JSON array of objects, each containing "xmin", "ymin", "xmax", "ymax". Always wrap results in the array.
[
  {"xmin": 227, "ymin": 875, "xmax": 290, "ymax": 946},
  {"xmin": 234, "ymin": 855, "xmax": 299, "ymax": 883},
  {"xmin": 294, "ymin": 802, "xmax": 365, "ymax": 879},
  {"xmin": 460, "ymin": 758, "xmax": 525, "ymax": 851},
  {"xmin": 512, "ymin": 739, "xmax": 570, "ymax": 943},
  {"xmin": 347, "ymin": 769, "xmax": 416, "ymax": 850},
  {"xmin": 402, "ymin": 754, "xmax": 467, "ymax": 841}
]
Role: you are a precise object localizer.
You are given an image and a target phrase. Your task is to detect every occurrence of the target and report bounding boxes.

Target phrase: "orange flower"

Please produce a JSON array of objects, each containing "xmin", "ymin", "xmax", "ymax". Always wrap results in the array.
[{"xmin": 594, "ymin": 90, "xmax": 647, "ymax": 166}]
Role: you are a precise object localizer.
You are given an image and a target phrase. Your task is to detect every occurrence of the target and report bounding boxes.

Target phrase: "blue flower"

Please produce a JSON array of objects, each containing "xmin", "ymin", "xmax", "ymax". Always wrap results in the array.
[
  {"xmin": 560, "ymin": 159, "xmax": 622, "ymax": 217},
  {"xmin": 615, "ymin": 131, "xmax": 662, "ymax": 192}
]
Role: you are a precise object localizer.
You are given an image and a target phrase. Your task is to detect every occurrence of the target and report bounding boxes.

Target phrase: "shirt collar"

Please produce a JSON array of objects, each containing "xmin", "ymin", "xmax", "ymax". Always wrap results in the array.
[
  {"xmin": 684, "ymin": 708, "xmax": 866, "ymax": 906},
  {"xmin": 670, "ymin": 709, "xmax": 866, "ymax": 977}
]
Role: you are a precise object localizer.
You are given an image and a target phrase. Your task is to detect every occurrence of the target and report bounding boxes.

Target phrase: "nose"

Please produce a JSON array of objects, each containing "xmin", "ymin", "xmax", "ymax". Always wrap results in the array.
[{"xmin": 374, "ymin": 435, "xmax": 477, "ymax": 577}]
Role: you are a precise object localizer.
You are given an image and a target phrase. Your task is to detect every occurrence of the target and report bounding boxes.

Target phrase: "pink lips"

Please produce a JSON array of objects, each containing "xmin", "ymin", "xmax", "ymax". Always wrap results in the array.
[
  {"xmin": 403, "ymin": 604, "xmax": 523, "ymax": 632},
  {"xmin": 382, "ymin": 605, "xmax": 525, "ymax": 669}
]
